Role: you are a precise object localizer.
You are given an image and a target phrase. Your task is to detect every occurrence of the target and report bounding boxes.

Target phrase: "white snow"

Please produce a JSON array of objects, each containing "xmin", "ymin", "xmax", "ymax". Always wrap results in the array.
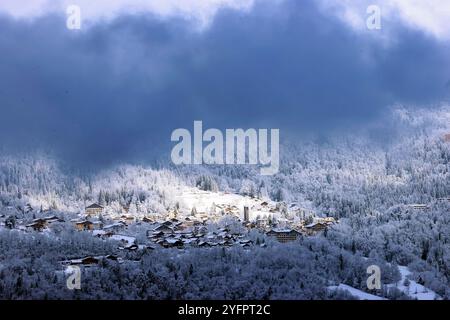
[
  {"xmin": 176, "ymin": 188, "xmax": 249, "ymax": 211},
  {"xmin": 387, "ymin": 266, "xmax": 442, "ymax": 300},
  {"xmin": 92, "ymin": 229, "xmax": 106, "ymax": 236},
  {"xmin": 174, "ymin": 187, "xmax": 281, "ymax": 221},
  {"xmin": 328, "ymin": 284, "xmax": 386, "ymax": 300},
  {"xmin": 331, "ymin": 265, "xmax": 443, "ymax": 300},
  {"xmin": 110, "ymin": 234, "xmax": 136, "ymax": 245}
]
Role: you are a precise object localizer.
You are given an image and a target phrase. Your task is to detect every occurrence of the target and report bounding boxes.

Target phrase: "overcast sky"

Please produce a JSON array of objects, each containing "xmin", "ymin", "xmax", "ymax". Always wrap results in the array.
[{"xmin": 0, "ymin": 0, "xmax": 449, "ymax": 168}]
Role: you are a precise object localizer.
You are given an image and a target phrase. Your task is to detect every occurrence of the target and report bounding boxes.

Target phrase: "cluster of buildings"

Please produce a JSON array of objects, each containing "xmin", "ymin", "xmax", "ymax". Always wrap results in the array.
[
  {"xmin": 262, "ymin": 217, "xmax": 337, "ymax": 241},
  {"xmin": 69, "ymin": 199, "xmax": 338, "ymax": 250},
  {"xmin": 1, "ymin": 191, "xmax": 343, "ymax": 257},
  {"xmin": 146, "ymin": 219, "xmax": 255, "ymax": 248},
  {"xmin": 239, "ymin": 200, "xmax": 338, "ymax": 240}
]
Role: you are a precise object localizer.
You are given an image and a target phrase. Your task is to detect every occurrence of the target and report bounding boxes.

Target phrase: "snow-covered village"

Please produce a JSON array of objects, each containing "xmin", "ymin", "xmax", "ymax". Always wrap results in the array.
[
  {"xmin": 3, "ymin": 188, "xmax": 337, "ymax": 253},
  {"xmin": 1, "ymin": 0, "xmax": 450, "ymax": 307},
  {"xmin": 0, "ymin": 109, "xmax": 449, "ymax": 300}
]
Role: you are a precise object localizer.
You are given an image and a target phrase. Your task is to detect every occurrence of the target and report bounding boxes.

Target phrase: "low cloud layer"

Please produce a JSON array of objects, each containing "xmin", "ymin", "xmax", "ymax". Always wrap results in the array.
[
  {"xmin": 0, "ymin": 0, "xmax": 449, "ymax": 168},
  {"xmin": 0, "ymin": 0, "xmax": 254, "ymax": 27}
]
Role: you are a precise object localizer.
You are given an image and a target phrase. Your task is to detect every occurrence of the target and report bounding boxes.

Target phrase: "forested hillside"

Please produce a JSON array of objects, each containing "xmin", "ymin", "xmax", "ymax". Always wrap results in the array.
[{"xmin": 0, "ymin": 107, "xmax": 449, "ymax": 299}]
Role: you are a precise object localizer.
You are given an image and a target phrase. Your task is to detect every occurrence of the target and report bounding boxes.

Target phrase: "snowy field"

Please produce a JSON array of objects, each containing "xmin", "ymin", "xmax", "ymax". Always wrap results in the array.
[{"xmin": 174, "ymin": 187, "xmax": 277, "ymax": 220}]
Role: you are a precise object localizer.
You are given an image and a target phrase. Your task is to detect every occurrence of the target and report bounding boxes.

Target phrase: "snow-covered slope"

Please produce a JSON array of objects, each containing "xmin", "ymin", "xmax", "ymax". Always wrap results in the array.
[
  {"xmin": 387, "ymin": 266, "xmax": 442, "ymax": 300},
  {"xmin": 328, "ymin": 284, "xmax": 386, "ymax": 300}
]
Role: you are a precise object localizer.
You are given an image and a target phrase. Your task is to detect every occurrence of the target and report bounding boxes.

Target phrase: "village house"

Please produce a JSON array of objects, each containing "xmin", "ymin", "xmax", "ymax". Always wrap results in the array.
[
  {"xmin": 266, "ymin": 229, "xmax": 301, "ymax": 243},
  {"xmin": 142, "ymin": 216, "xmax": 154, "ymax": 223},
  {"xmin": 182, "ymin": 237, "xmax": 198, "ymax": 245},
  {"xmin": 255, "ymin": 217, "xmax": 270, "ymax": 229},
  {"xmin": 409, "ymin": 204, "xmax": 429, "ymax": 210},
  {"xmin": 62, "ymin": 255, "xmax": 123, "ymax": 267},
  {"xmin": 68, "ymin": 256, "xmax": 100, "ymax": 266},
  {"xmin": 74, "ymin": 220, "xmax": 94, "ymax": 231},
  {"xmin": 120, "ymin": 215, "xmax": 135, "ymax": 225},
  {"xmin": 110, "ymin": 234, "xmax": 137, "ymax": 249},
  {"xmin": 26, "ymin": 215, "xmax": 65, "ymax": 232},
  {"xmin": 120, "ymin": 243, "xmax": 139, "ymax": 251},
  {"xmin": 103, "ymin": 221, "xmax": 126, "ymax": 233},
  {"xmin": 85, "ymin": 203, "xmax": 103, "ymax": 217},
  {"xmin": 172, "ymin": 221, "xmax": 184, "ymax": 231},
  {"xmin": 147, "ymin": 230, "xmax": 164, "ymax": 239},
  {"xmin": 42, "ymin": 215, "xmax": 64, "ymax": 223},
  {"xmin": 92, "ymin": 229, "xmax": 113, "ymax": 238},
  {"xmin": 304, "ymin": 222, "xmax": 328, "ymax": 235},
  {"xmin": 161, "ymin": 238, "xmax": 184, "ymax": 248},
  {"xmin": 153, "ymin": 224, "xmax": 174, "ymax": 234},
  {"xmin": 182, "ymin": 217, "xmax": 196, "ymax": 227},
  {"xmin": 26, "ymin": 219, "xmax": 48, "ymax": 232},
  {"xmin": 239, "ymin": 239, "xmax": 253, "ymax": 246},
  {"xmin": 197, "ymin": 241, "xmax": 213, "ymax": 248},
  {"xmin": 90, "ymin": 220, "xmax": 104, "ymax": 229},
  {"xmin": 194, "ymin": 225, "xmax": 208, "ymax": 235}
]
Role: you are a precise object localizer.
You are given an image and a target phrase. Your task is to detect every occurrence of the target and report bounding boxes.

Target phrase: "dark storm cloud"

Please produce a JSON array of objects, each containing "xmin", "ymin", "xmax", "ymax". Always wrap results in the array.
[{"xmin": 0, "ymin": 0, "xmax": 449, "ymax": 167}]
